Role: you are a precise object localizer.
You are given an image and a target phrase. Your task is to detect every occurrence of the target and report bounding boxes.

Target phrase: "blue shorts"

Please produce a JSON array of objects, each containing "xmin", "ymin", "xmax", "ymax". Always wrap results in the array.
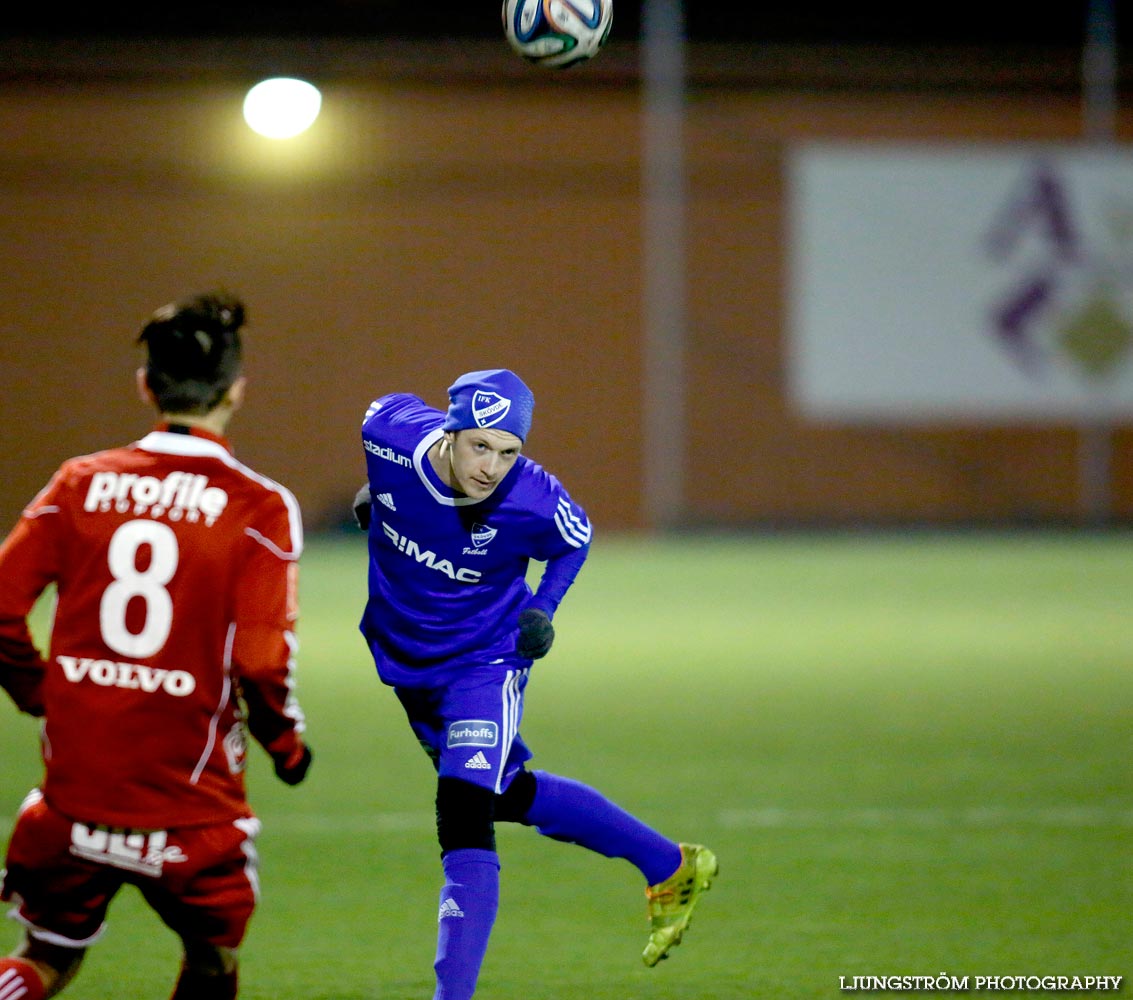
[{"xmin": 395, "ymin": 664, "xmax": 532, "ymax": 795}]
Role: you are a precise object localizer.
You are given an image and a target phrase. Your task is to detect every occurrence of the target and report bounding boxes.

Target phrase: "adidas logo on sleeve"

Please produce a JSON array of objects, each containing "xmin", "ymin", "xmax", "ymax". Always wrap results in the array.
[
  {"xmin": 438, "ymin": 897, "xmax": 465, "ymax": 920},
  {"xmin": 464, "ymin": 751, "xmax": 491, "ymax": 770}
]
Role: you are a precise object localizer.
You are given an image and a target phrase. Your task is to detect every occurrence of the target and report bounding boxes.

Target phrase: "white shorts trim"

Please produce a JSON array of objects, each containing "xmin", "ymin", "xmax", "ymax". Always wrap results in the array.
[{"xmin": 6, "ymin": 906, "xmax": 106, "ymax": 949}]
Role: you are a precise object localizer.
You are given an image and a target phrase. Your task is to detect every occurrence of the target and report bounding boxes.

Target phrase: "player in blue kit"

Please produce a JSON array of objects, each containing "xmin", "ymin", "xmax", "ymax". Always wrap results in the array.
[{"xmin": 355, "ymin": 369, "xmax": 717, "ymax": 1000}]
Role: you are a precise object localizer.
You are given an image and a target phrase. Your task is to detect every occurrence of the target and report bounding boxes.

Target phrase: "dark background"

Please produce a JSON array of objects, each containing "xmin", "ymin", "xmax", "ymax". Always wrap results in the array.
[
  {"xmin": 0, "ymin": 1, "xmax": 1119, "ymax": 47},
  {"xmin": 1, "ymin": 0, "xmax": 1130, "ymax": 531}
]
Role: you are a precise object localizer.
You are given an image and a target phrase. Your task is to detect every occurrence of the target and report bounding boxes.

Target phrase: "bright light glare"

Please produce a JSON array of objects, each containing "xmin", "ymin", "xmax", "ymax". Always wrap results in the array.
[{"xmin": 243, "ymin": 78, "xmax": 322, "ymax": 139}]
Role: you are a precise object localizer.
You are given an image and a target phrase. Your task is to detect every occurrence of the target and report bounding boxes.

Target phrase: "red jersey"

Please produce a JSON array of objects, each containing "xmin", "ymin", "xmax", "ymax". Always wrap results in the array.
[{"xmin": 0, "ymin": 426, "xmax": 305, "ymax": 829}]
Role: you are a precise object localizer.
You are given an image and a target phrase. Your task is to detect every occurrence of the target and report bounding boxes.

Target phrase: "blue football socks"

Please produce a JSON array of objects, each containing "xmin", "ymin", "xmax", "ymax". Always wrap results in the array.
[
  {"xmin": 433, "ymin": 848, "xmax": 500, "ymax": 1000},
  {"xmin": 525, "ymin": 770, "xmax": 682, "ymax": 885}
]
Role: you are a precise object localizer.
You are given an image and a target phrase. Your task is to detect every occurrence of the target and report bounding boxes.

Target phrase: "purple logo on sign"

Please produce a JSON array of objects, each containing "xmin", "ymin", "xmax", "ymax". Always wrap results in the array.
[{"xmin": 984, "ymin": 160, "xmax": 1133, "ymax": 380}]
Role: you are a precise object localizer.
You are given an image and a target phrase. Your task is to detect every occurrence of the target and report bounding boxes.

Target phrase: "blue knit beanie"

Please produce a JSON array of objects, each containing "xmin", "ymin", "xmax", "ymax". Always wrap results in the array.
[{"xmin": 442, "ymin": 369, "xmax": 534, "ymax": 442}]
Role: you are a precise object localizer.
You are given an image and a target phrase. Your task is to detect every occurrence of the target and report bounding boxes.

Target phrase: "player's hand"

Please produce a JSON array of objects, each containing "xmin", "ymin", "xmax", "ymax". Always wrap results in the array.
[
  {"xmin": 353, "ymin": 484, "xmax": 371, "ymax": 531},
  {"xmin": 517, "ymin": 608, "xmax": 554, "ymax": 660},
  {"xmin": 272, "ymin": 743, "xmax": 313, "ymax": 786}
]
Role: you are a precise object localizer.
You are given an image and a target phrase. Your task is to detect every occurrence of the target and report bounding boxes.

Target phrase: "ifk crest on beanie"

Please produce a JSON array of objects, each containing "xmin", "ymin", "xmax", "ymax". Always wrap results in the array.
[{"xmin": 442, "ymin": 369, "xmax": 534, "ymax": 442}]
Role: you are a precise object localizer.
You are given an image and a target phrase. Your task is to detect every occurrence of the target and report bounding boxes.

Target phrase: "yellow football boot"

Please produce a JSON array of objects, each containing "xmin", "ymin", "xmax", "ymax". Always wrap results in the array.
[{"xmin": 642, "ymin": 843, "xmax": 718, "ymax": 967}]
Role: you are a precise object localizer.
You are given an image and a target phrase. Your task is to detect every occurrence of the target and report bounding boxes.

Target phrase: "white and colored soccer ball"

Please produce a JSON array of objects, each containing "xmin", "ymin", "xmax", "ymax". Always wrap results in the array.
[{"xmin": 502, "ymin": 0, "xmax": 613, "ymax": 69}]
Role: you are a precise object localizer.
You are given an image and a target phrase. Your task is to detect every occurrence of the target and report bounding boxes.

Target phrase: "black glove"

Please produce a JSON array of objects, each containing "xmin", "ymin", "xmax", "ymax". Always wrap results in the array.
[
  {"xmin": 0, "ymin": 660, "xmax": 45, "ymax": 717},
  {"xmin": 353, "ymin": 484, "xmax": 371, "ymax": 531},
  {"xmin": 517, "ymin": 608, "xmax": 555, "ymax": 660},
  {"xmin": 272, "ymin": 743, "xmax": 313, "ymax": 786}
]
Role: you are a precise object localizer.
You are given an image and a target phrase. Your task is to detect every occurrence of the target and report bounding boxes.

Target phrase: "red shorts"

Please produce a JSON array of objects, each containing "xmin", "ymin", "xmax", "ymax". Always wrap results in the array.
[{"xmin": 1, "ymin": 789, "xmax": 261, "ymax": 950}]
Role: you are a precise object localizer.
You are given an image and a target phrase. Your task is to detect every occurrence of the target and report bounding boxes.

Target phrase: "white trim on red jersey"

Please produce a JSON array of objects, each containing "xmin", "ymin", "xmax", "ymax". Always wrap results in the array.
[{"xmin": 136, "ymin": 431, "xmax": 303, "ymax": 557}]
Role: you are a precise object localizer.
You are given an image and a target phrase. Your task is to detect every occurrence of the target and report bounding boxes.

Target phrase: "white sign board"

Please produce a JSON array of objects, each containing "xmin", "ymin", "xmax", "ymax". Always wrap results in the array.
[{"xmin": 787, "ymin": 145, "xmax": 1133, "ymax": 422}]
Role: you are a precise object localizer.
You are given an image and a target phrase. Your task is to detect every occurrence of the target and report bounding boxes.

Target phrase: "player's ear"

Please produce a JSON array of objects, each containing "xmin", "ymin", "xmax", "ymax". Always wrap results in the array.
[{"xmin": 136, "ymin": 368, "xmax": 156, "ymax": 407}]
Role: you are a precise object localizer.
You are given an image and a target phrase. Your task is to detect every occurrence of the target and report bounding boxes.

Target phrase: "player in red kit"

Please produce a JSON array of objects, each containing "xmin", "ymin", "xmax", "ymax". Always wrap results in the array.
[{"xmin": 0, "ymin": 292, "xmax": 312, "ymax": 1000}]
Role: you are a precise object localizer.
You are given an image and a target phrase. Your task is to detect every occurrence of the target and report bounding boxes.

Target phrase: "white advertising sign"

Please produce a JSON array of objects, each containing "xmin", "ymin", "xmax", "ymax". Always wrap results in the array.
[{"xmin": 787, "ymin": 145, "xmax": 1133, "ymax": 421}]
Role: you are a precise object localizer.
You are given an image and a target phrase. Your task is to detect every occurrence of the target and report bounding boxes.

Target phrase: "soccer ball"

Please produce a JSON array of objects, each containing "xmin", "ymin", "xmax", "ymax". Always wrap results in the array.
[{"xmin": 502, "ymin": 0, "xmax": 613, "ymax": 69}]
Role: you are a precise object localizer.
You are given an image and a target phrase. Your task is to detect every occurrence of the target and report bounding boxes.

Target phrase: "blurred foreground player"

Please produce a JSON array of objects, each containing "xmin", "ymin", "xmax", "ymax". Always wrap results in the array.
[
  {"xmin": 355, "ymin": 369, "xmax": 717, "ymax": 1000},
  {"xmin": 0, "ymin": 292, "xmax": 311, "ymax": 1000}
]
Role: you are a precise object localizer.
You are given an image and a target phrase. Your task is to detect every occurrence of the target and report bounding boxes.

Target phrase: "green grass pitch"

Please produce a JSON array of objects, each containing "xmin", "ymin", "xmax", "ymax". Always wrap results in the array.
[{"xmin": 1, "ymin": 532, "xmax": 1130, "ymax": 998}]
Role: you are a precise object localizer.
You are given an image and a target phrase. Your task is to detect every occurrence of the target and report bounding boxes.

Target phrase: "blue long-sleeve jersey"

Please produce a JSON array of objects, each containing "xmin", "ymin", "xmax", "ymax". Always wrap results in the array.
[{"xmin": 359, "ymin": 393, "xmax": 591, "ymax": 687}]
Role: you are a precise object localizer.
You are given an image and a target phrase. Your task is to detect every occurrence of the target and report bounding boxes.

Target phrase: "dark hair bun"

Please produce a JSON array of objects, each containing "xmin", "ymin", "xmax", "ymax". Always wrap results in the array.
[{"xmin": 138, "ymin": 291, "xmax": 246, "ymax": 413}]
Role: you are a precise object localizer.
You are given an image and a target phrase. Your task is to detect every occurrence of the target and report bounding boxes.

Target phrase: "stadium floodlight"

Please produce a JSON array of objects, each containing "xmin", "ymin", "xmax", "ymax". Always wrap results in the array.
[{"xmin": 243, "ymin": 77, "xmax": 322, "ymax": 139}]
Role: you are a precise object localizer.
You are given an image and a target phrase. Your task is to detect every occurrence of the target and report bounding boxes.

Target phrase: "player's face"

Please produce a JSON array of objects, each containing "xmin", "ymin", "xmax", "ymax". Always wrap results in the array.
[{"xmin": 447, "ymin": 429, "xmax": 522, "ymax": 500}]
